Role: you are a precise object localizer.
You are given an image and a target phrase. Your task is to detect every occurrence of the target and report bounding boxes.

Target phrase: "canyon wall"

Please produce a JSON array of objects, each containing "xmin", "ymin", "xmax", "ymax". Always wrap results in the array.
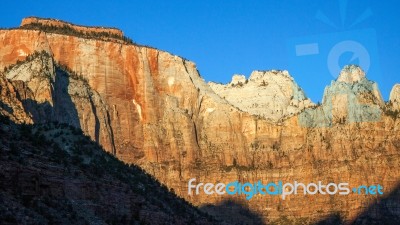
[{"xmin": 0, "ymin": 19, "xmax": 399, "ymax": 224}]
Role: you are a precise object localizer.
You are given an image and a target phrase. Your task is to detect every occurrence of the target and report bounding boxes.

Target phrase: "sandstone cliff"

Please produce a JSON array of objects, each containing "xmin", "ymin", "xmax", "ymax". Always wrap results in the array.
[
  {"xmin": 0, "ymin": 18, "xmax": 399, "ymax": 224},
  {"xmin": 0, "ymin": 74, "xmax": 31, "ymax": 123}
]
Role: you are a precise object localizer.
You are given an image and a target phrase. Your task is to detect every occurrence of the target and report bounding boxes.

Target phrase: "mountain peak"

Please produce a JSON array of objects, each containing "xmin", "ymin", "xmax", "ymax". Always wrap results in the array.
[
  {"xmin": 299, "ymin": 65, "xmax": 384, "ymax": 127},
  {"xmin": 337, "ymin": 65, "xmax": 365, "ymax": 83},
  {"xmin": 248, "ymin": 70, "xmax": 293, "ymax": 81},
  {"xmin": 390, "ymin": 84, "xmax": 400, "ymax": 100},
  {"xmin": 390, "ymin": 84, "xmax": 400, "ymax": 110},
  {"xmin": 209, "ymin": 70, "xmax": 314, "ymax": 122}
]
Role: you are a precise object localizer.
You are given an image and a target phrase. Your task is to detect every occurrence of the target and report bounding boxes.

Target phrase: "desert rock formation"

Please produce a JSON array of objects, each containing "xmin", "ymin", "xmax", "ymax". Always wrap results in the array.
[
  {"xmin": 209, "ymin": 70, "xmax": 314, "ymax": 122},
  {"xmin": 390, "ymin": 84, "xmax": 400, "ymax": 110},
  {"xmin": 0, "ymin": 18, "xmax": 399, "ymax": 224}
]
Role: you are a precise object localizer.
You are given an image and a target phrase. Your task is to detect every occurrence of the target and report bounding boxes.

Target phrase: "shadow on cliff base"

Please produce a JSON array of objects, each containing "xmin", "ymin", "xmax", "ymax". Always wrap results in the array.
[
  {"xmin": 315, "ymin": 182, "xmax": 400, "ymax": 225},
  {"xmin": 200, "ymin": 199, "xmax": 265, "ymax": 225},
  {"xmin": 199, "ymin": 182, "xmax": 400, "ymax": 225}
]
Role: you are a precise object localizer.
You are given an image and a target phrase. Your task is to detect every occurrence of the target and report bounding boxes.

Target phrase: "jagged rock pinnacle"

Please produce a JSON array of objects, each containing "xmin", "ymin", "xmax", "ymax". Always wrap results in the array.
[
  {"xmin": 390, "ymin": 84, "xmax": 400, "ymax": 110},
  {"xmin": 337, "ymin": 65, "xmax": 365, "ymax": 83},
  {"xmin": 230, "ymin": 74, "xmax": 246, "ymax": 85}
]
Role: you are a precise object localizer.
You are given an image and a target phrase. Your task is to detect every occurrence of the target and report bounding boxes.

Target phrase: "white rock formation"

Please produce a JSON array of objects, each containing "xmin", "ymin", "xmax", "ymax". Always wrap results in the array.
[
  {"xmin": 208, "ymin": 70, "xmax": 314, "ymax": 122},
  {"xmin": 390, "ymin": 84, "xmax": 400, "ymax": 110},
  {"xmin": 299, "ymin": 65, "xmax": 384, "ymax": 127},
  {"xmin": 337, "ymin": 65, "xmax": 365, "ymax": 83}
]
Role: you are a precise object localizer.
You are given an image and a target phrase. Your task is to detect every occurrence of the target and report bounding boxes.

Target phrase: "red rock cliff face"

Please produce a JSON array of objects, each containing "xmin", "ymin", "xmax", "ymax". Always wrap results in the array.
[{"xmin": 0, "ymin": 19, "xmax": 399, "ymax": 224}]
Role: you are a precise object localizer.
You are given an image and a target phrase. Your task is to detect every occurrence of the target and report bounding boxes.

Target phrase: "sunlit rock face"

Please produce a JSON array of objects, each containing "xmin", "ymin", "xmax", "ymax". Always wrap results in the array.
[
  {"xmin": 337, "ymin": 64, "xmax": 365, "ymax": 83},
  {"xmin": 0, "ymin": 18, "xmax": 399, "ymax": 224},
  {"xmin": 390, "ymin": 84, "xmax": 400, "ymax": 110},
  {"xmin": 209, "ymin": 70, "xmax": 314, "ymax": 122},
  {"xmin": 299, "ymin": 65, "xmax": 384, "ymax": 127}
]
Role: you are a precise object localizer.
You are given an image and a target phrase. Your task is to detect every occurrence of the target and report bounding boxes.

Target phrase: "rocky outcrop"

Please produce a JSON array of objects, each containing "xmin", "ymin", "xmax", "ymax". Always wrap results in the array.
[
  {"xmin": 0, "ymin": 75, "xmax": 31, "ymax": 123},
  {"xmin": 2, "ymin": 51, "xmax": 116, "ymax": 153},
  {"xmin": 390, "ymin": 84, "xmax": 400, "ymax": 110},
  {"xmin": 209, "ymin": 70, "xmax": 314, "ymax": 122},
  {"xmin": 21, "ymin": 17, "xmax": 123, "ymax": 38},
  {"xmin": 337, "ymin": 64, "xmax": 365, "ymax": 83},
  {"xmin": 0, "ymin": 18, "xmax": 399, "ymax": 224},
  {"xmin": 299, "ymin": 65, "xmax": 384, "ymax": 127}
]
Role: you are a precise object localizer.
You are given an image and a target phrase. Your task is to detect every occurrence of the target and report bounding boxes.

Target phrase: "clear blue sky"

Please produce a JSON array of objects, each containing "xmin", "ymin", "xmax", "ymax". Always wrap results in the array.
[{"xmin": 2, "ymin": 0, "xmax": 399, "ymax": 101}]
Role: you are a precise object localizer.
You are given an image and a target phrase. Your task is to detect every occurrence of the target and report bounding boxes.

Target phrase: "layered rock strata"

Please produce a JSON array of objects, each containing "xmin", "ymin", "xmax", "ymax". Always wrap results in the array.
[{"xmin": 0, "ymin": 18, "xmax": 399, "ymax": 224}]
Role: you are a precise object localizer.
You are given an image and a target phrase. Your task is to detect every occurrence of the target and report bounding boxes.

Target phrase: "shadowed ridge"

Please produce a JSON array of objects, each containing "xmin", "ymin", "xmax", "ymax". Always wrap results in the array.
[{"xmin": 0, "ymin": 114, "xmax": 218, "ymax": 224}]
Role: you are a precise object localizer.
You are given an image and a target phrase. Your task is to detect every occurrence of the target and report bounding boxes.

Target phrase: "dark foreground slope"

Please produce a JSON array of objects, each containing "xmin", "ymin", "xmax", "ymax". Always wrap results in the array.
[{"xmin": 0, "ymin": 115, "xmax": 216, "ymax": 225}]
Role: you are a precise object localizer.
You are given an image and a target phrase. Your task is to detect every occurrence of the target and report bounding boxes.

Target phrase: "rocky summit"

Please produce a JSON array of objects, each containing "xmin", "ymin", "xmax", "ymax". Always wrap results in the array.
[
  {"xmin": 337, "ymin": 65, "xmax": 366, "ymax": 84},
  {"xmin": 0, "ymin": 17, "xmax": 400, "ymax": 224},
  {"xmin": 209, "ymin": 70, "xmax": 314, "ymax": 122},
  {"xmin": 390, "ymin": 84, "xmax": 400, "ymax": 110},
  {"xmin": 299, "ymin": 65, "xmax": 385, "ymax": 127}
]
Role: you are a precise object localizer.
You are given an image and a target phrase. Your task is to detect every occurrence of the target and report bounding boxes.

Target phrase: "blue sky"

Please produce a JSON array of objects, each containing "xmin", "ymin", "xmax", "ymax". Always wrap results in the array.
[{"xmin": 2, "ymin": 0, "xmax": 399, "ymax": 101}]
